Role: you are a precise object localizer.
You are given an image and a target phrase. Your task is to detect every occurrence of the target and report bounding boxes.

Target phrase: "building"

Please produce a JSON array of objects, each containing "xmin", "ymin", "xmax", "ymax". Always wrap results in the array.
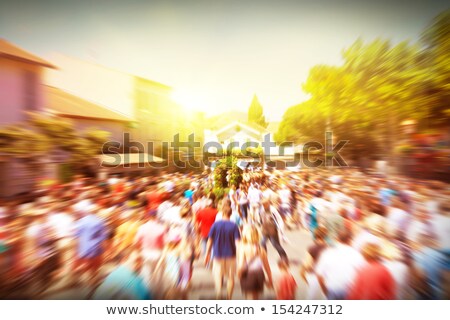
[
  {"xmin": 0, "ymin": 39, "xmax": 56, "ymax": 197},
  {"xmin": 44, "ymin": 85, "xmax": 134, "ymax": 142},
  {"xmin": 46, "ymin": 55, "xmax": 204, "ymax": 171},
  {"xmin": 204, "ymin": 117, "xmax": 304, "ymax": 169},
  {"xmin": 0, "ymin": 39, "xmax": 55, "ymax": 125}
]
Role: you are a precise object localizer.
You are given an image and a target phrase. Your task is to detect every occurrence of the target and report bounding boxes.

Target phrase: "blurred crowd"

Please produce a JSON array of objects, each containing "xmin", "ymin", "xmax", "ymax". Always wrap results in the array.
[{"xmin": 0, "ymin": 167, "xmax": 449, "ymax": 300}]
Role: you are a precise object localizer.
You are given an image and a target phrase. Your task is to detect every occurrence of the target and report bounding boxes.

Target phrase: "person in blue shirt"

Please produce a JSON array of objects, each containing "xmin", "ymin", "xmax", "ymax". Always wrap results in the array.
[
  {"xmin": 73, "ymin": 200, "xmax": 107, "ymax": 289},
  {"xmin": 205, "ymin": 206, "xmax": 241, "ymax": 299},
  {"xmin": 184, "ymin": 186, "xmax": 195, "ymax": 205},
  {"xmin": 379, "ymin": 183, "xmax": 396, "ymax": 206},
  {"xmin": 411, "ymin": 232, "xmax": 448, "ymax": 299}
]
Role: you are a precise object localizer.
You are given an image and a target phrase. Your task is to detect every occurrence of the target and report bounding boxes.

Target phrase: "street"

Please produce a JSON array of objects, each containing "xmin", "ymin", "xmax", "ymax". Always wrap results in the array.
[{"xmin": 43, "ymin": 227, "xmax": 316, "ymax": 300}]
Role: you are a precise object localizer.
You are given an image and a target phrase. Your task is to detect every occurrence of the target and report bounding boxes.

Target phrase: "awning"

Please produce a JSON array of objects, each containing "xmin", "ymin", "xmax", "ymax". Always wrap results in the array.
[{"xmin": 99, "ymin": 153, "xmax": 165, "ymax": 166}]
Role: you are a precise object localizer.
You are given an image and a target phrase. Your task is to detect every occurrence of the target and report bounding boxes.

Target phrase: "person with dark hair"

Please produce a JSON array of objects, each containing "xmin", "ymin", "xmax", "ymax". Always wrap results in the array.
[
  {"xmin": 238, "ymin": 225, "xmax": 273, "ymax": 299},
  {"xmin": 260, "ymin": 200, "xmax": 288, "ymax": 262},
  {"xmin": 195, "ymin": 196, "xmax": 218, "ymax": 253},
  {"xmin": 205, "ymin": 205, "xmax": 241, "ymax": 299}
]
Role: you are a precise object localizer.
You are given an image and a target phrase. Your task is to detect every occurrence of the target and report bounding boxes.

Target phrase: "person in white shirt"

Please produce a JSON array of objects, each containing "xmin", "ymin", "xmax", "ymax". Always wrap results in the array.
[
  {"xmin": 157, "ymin": 198, "xmax": 174, "ymax": 221},
  {"xmin": 192, "ymin": 191, "xmax": 207, "ymax": 215},
  {"xmin": 278, "ymin": 184, "xmax": 292, "ymax": 219},
  {"xmin": 247, "ymin": 184, "xmax": 263, "ymax": 223},
  {"xmin": 228, "ymin": 184, "xmax": 238, "ymax": 213},
  {"xmin": 316, "ymin": 230, "xmax": 365, "ymax": 299},
  {"xmin": 386, "ymin": 197, "xmax": 409, "ymax": 234}
]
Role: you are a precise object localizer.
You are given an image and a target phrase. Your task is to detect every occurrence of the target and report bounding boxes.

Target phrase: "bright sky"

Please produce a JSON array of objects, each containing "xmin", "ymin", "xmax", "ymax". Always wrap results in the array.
[{"xmin": 0, "ymin": 0, "xmax": 448, "ymax": 121}]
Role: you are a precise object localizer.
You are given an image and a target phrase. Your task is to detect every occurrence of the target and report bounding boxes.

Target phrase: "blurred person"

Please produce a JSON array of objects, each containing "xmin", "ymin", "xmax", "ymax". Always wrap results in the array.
[
  {"xmin": 262, "ymin": 184, "xmax": 277, "ymax": 205},
  {"xmin": 47, "ymin": 202, "xmax": 76, "ymax": 275},
  {"xmin": 300, "ymin": 226, "xmax": 328, "ymax": 299},
  {"xmin": 353, "ymin": 214, "xmax": 384, "ymax": 252},
  {"xmin": 386, "ymin": 196, "xmax": 410, "ymax": 234},
  {"xmin": 157, "ymin": 191, "xmax": 175, "ymax": 218},
  {"xmin": 315, "ymin": 229, "xmax": 365, "ymax": 299},
  {"xmin": 347, "ymin": 243, "xmax": 396, "ymax": 300},
  {"xmin": 410, "ymin": 232, "xmax": 448, "ymax": 299},
  {"xmin": 407, "ymin": 203, "xmax": 438, "ymax": 244},
  {"xmin": 229, "ymin": 184, "xmax": 238, "ymax": 213},
  {"xmin": 146, "ymin": 185, "xmax": 164, "ymax": 217},
  {"xmin": 93, "ymin": 250, "xmax": 152, "ymax": 300},
  {"xmin": 19, "ymin": 202, "xmax": 61, "ymax": 297},
  {"xmin": 205, "ymin": 206, "xmax": 241, "ymax": 299},
  {"xmin": 192, "ymin": 190, "xmax": 207, "ymax": 215},
  {"xmin": 113, "ymin": 209, "xmax": 141, "ymax": 258},
  {"xmin": 324, "ymin": 205, "xmax": 345, "ymax": 244},
  {"xmin": 237, "ymin": 184, "xmax": 249, "ymax": 222},
  {"xmin": 163, "ymin": 179, "xmax": 175, "ymax": 194},
  {"xmin": 381, "ymin": 233, "xmax": 410, "ymax": 299},
  {"xmin": 260, "ymin": 199, "xmax": 288, "ymax": 262},
  {"xmin": 238, "ymin": 225, "xmax": 273, "ymax": 300},
  {"xmin": 23, "ymin": 202, "xmax": 51, "ymax": 265},
  {"xmin": 278, "ymin": 184, "xmax": 292, "ymax": 222},
  {"xmin": 177, "ymin": 206, "xmax": 198, "ymax": 299},
  {"xmin": 379, "ymin": 182, "xmax": 396, "ymax": 206},
  {"xmin": 160, "ymin": 196, "xmax": 183, "ymax": 225},
  {"xmin": 195, "ymin": 196, "xmax": 218, "ymax": 253},
  {"xmin": 248, "ymin": 183, "xmax": 263, "ymax": 224},
  {"xmin": 298, "ymin": 195, "xmax": 312, "ymax": 231},
  {"xmin": 276, "ymin": 259, "xmax": 297, "ymax": 300},
  {"xmin": 308, "ymin": 190, "xmax": 328, "ymax": 238},
  {"xmin": 73, "ymin": 200, "xmax": 107, "ymax": 289},
  {"xmin": 216, "ymin": 198, "xmax": 243, "ymax": 228},
  {"xmin": 184, "ymin": 185, "xmax": 195, "ymax": 205},
  {"xmin": 429, "ymin": 201, "xmax": 450, "ymax": 251},
  {"xmin": 5, "ymin": 211, "xmax": 29, "ymax": 296},
  {"xmin": 134, "ymin": 208, "xmax": 167, "ymax": 292},
  {"xmin": 155, "ymin": 229, "xmax": 184, "ymax": 299}
]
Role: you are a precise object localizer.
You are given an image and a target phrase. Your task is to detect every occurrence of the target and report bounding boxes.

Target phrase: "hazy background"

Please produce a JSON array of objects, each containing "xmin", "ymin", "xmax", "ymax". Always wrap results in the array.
[{"xmin": 1, "ymin": 0, "xmax": 448, "ymax": 120}]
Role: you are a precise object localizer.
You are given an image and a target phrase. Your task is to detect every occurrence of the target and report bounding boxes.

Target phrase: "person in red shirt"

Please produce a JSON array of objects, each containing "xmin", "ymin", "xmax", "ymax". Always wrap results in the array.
[
  {"xmin": 348, "ymin": 243, "xmax": 396, "ymax": 300},
  {"xmin": 195, "ymin": 197, "xmax": 218, "ymax": 252},
  {"xmin": 276, "ymin": 259, "xmax": 297, "ymax": 300},
  {"xmin": 146, "ymin": 185, "xmax": 164, "ymax": 216}
]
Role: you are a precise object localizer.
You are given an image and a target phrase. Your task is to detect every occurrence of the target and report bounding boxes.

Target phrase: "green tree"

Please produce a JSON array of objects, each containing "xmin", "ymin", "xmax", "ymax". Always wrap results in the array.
[
  {"xmin": 420, "ymin": 10, "xmax": 450, "ymax": 125},
  {"xmin": 0, "ymin": 112, "xmax": 111, "ymax": 179},
  {"xmin": 275, "ymin": 10, "xmax": 450, "ymax": 164},
  {"xmin": 248, "ymin": 94, "xmax": 268, "ymax": 128}
]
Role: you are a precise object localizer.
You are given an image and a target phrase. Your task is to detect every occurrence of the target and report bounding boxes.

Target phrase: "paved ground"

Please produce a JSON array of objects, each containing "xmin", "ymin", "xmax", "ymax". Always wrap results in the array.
[
  {"xmin": 189, "ymin": 227, "xmax": 314, "ymax": 300},
  {"xmin": 44, "ymin": 227, "xmax": 317, "ymax": 300}
]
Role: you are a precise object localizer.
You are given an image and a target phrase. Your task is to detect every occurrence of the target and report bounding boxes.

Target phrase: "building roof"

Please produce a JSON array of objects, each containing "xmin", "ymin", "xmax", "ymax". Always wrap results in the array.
[
  {"xmin": 206, "ymin": 111, "xmax": 248, "ymax": 130},
  {"xmin": 45, "ymin": 86, "xmax": 134, "ymax": 122},
  {"xmin": 244, "ymin": 121, "xmax": 270, "ymax": 133},
  {"xmin": 0, "ymin": 39, "xmax": 55, "ymax": 68}
]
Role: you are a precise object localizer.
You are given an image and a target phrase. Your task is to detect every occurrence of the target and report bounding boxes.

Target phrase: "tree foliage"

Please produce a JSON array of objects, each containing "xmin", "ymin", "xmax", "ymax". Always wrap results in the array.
[
  {"xmin": 0, "ymin": 112, "xmax": 111, "ymax": 176},
  {"xmin": 248, "ymin": 94, "xmax": 268, "ymax": 128},
  {"xmin": 276, "ymin": 10, "xmax": 450, "ymax": 161},
  {"xmin": 213, "ymin": 155, "xmax": 243, "ymax": 191}
]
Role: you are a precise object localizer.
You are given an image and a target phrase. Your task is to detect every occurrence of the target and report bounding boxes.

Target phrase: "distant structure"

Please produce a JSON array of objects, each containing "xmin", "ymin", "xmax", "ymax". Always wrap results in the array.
[{"xmin": 0, "ymin": 39, "xmax": 55, "ymax": 197}]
